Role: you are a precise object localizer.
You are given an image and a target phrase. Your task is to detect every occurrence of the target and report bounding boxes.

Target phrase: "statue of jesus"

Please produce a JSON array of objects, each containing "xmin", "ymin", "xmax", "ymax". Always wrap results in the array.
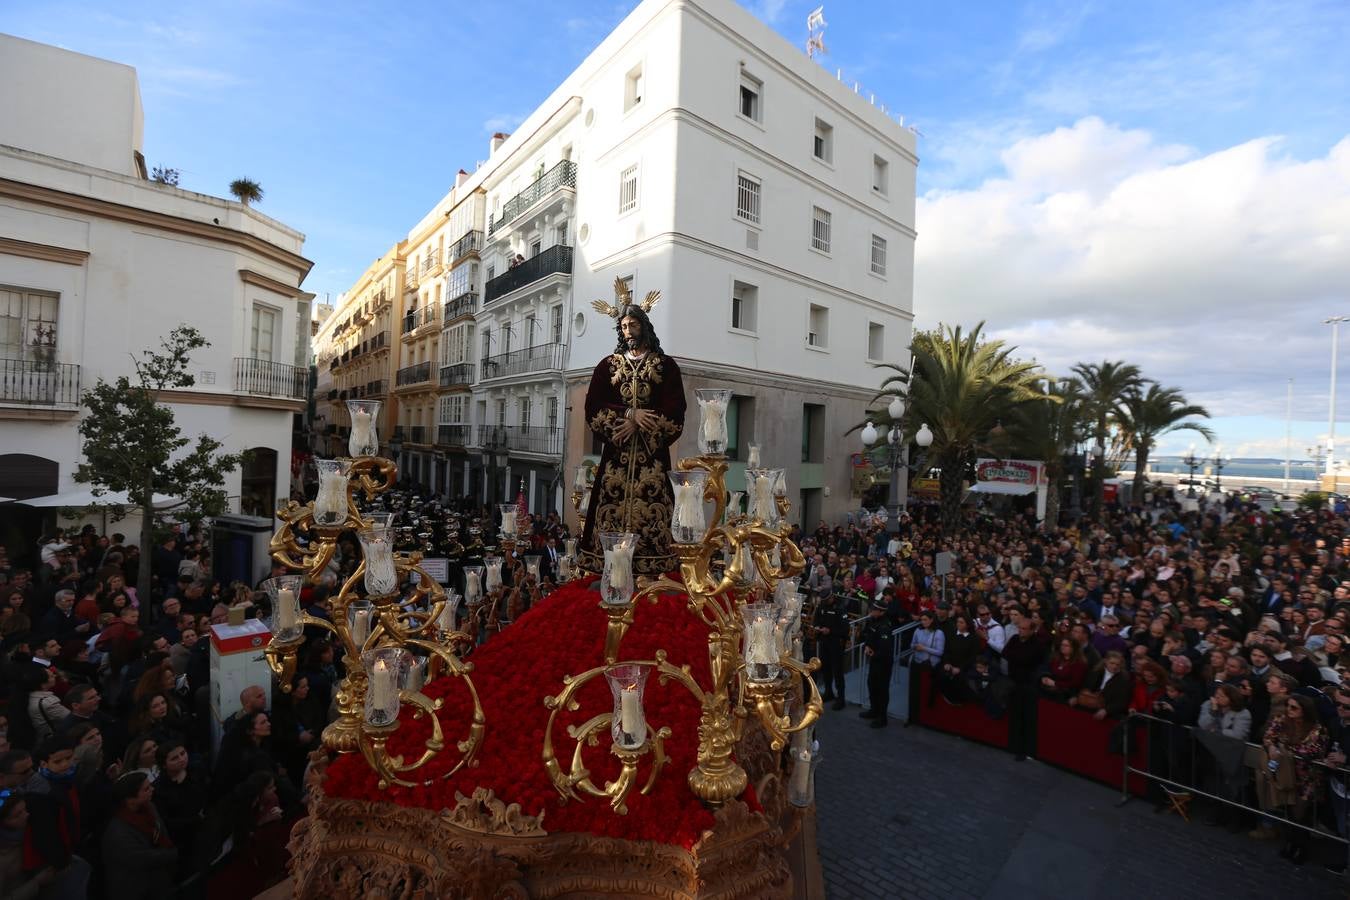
[{"xmin": 578, "ymin": 281, "xmax": 687, "ymax": 576}]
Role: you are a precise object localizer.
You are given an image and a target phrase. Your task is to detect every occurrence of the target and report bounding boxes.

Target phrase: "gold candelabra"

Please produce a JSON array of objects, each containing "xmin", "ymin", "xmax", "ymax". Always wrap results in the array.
[{"xmin": 544, "ymin": 453, "xmax": 821, "ymax": 814}]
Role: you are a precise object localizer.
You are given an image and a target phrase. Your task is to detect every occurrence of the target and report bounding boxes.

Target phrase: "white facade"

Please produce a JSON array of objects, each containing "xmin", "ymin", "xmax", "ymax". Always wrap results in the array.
[{"xmin": 0, "ymin": 34, "xmax": 313, "ymax": 517}]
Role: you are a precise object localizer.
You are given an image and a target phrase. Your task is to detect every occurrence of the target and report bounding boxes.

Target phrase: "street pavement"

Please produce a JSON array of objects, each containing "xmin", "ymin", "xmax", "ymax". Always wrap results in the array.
[{"xmin": 813, "ymin": 706, "xmax": 1347, "ymax": 900}]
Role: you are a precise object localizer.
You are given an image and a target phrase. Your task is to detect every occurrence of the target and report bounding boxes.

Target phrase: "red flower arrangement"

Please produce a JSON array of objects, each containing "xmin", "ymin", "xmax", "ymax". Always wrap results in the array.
[{"xmin": 323, "ymin": 579, "xmax": 762, "ymax": 848}]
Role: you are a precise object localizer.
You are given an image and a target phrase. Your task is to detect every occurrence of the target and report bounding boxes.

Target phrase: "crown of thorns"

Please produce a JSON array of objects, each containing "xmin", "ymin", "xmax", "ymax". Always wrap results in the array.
[{"xmin": 590, "ymin": 277, "xmax": 661, "ymax": 319}]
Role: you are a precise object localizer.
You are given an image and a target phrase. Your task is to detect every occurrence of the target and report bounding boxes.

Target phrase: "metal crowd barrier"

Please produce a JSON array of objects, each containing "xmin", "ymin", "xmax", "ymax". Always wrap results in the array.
[{"xmin": 1121, "ymin": 709, "xmax": 1349, "ymax": 845}]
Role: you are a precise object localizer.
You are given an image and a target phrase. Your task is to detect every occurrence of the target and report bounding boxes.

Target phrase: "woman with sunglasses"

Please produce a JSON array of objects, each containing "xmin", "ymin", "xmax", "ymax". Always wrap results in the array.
[{"xmin": 1259, "ymin": 694, "xmax": 1330, "ymax": 864}]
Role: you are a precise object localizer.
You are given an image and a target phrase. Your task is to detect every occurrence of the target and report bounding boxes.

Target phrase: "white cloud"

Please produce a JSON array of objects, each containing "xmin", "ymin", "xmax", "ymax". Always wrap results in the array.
[
  {"xmin": 915, "ymin": 117, "xmax": 1350, "ymax": 422},
  {"xmin": 482, "ymin": 113, "xmax": 526, "ymax": 134},
  {"xmin": 747, "ymin": 0, "xmax": 789, "ymax": 25}
]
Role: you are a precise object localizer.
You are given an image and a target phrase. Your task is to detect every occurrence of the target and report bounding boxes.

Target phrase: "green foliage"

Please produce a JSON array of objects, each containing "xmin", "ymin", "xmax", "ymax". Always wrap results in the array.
[
  {"xmin": 1117, "ymin": 383, "xmax": 1213, "ymax": 497},
  {"xmin": 1299, "ymin": 491, "xmax": 1328, "ymax": 512},
  {"xmin": 1072, "ymin": 360, "xmax": 1145, "ymax": 521},
  {"xmin": 75, "ymin": 326, "xmax": 241, "ymax": 597},
  {"xmin": 229, "ymin": 177, "xmax": 264, "ymax": 205}
]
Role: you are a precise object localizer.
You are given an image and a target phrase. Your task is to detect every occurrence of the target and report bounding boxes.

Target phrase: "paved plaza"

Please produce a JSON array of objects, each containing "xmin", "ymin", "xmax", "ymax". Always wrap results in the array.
[{"xmin": 814, "ymin": 708, "xmax": 1347, "ymax": 900}]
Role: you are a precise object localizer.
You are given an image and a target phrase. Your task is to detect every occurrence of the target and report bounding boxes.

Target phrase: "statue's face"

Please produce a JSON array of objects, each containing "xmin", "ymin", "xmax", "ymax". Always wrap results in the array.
[{"xmin": 619, "ymin": 315, "xmax": 645, "ymax": 351}]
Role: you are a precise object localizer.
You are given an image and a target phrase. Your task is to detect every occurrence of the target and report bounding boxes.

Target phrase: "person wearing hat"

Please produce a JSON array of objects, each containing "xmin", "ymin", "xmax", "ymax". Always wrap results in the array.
[
  {"xmin": 811, "ymin": 591, "xmax": 848, "ymax": 710},
  {"xmin": 859, "ymin": 599, "xmax": 895, "ymax": 728}
]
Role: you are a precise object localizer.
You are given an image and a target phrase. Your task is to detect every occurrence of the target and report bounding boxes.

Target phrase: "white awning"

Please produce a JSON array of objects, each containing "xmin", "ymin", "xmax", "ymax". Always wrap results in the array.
[
  {"xmin": 970, "ymin": 481, "xmax": 1037, "ymax": 496},
  {"xmin": 13, "ymin": 488, "xmax": 182, "ymax": 508}
]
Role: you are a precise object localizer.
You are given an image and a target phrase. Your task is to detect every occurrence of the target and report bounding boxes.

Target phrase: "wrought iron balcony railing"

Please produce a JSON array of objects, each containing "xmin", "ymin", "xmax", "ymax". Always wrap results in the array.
[
  {"xmin": 449, "ymin": 230, "xmax": 483, "ymax": 264},
  {"xmin": 395, "ymin": 362, "xmax": 433, "ymax": 387},
  {"xmin": 233, "ymin": 358, "xmax": 307, "ymax": 400},
  {"xmin": 0, "ymin": 358, "xmax": 80, "ymax": 406},
  {"xmin": 484, "ymin": 245, "xmax": 573, "ymax": 303},
  {"xmin": 402, "ymin": 305, "xmax": 439, "ymax": 336},
  {"xmin": 366, "ymin": 379, "xmax": 386, "ymax": 397},
  {"xmin": 479, "ymin": 342, "xmax": 566, "ymax": 380},
  {"xmin": 488, "ymin": 161, "xmax": 577, "ymax": 236},
  {"xmin": 439, "ymin": 363, "xmax": 474, "ymax": 388},
  {"xmin": 437, "ymin": 423, "xmax": 470, "ymax": 446},
  {"xmin": 443, "ymin": 291, "xmax": 478, "ymax": 322},
  {"xmin": 409, "ymin": 425, "xmax": 428, "ymax": 444},
  {"xmin": 478, "ymin": 424, "xmax": 563, "ymax": 456}
]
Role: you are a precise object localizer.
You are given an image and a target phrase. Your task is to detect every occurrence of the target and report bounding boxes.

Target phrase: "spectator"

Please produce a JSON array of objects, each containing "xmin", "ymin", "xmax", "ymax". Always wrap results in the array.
[
  {"xmin": 152, "ymin": 740, "xmax": 208, "ymax": 868},
  {"xmin": 0, "ymin": 790, "xmax": 57, "ymax": 899},
  {"xmin": 205, "ymin": 772, "xmax": 295, "ymax": 899},
  {"xmin": 1041, "ymin": 636, "xmax": 1089, "ymax": 700},
  {"xmin": 101, "ymin": 771, "xmax": 177, "ymax": 899},
  {"xmin": 1259, "ymin": 694, "xmax": 1330, "ymax": 864},
  {"xmin": 1072, "ymin": 651, "xmax": 1132, "ymax": 721},
  {"xmin": 911, "ymin": 610, "xmax": 945, "ymax": 668},
  {"xmin": 122, "ymin": 736, "xmax": 161, "ymax": 783},
  {"xmin": 271, "ymin": 675, "xmax": 324, "ymax": 780},
  {"xmin": 25, "ymin": 665, "xmax": 69, "ymax": 743},
  {"xmin": 1002, "ymin": 617, "xmax": 1049, "ymax": 762},
  {"xmin": 24, "ymin": 735, "xmax": 91, "ymax": 897}
]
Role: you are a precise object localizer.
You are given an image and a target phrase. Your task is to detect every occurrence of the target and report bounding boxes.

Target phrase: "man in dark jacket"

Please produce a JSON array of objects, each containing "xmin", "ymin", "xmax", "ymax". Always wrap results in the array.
[
  {"xmin": 1002, "ymin": 618, "xmax": 1049, "ymax": 761},
  {"xmin": 24, "ymin": 735, "xmax": 90, "ymax": 897},
  {"xmin": 859, "ymin": 599, "xmax": 895, "ymax": 728},
  {"xmin": 813, "ymin": 593, "xmax": 849, "ymax": 709}
]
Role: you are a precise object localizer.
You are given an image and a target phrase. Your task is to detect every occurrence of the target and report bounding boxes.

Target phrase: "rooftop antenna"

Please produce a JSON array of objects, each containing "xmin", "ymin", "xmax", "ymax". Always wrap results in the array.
[{"xmin": 806, "ymin": 6, "xmax": 827, "ymax": 59}]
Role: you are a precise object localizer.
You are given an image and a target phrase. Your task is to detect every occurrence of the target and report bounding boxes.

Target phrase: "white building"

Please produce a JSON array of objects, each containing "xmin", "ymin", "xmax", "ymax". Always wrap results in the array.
[
  {"xmin": 0, "ymin": 34, "xmax": 313, "ymax": 519},
  {"xmin": 329, "ymin": 0, "xmax": 916, "ymax": 524}
]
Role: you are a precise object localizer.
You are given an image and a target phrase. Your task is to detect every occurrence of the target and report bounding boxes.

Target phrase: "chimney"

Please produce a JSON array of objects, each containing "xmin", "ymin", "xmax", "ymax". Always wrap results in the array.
[
  {"xmin": 490, "ymin": 132, "xmax": 510, "ymax": 155},
  {"xmin": 455, "ymin": 168, "xmax": 470, "ymax": 188}
]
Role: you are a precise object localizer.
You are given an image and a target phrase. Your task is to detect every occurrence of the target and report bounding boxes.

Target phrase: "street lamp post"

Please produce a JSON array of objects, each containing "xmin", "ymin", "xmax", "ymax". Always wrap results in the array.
[
  {"xmin": 1327, "ymin": 316, "xmax": 1347, "ymax": 479},
  {"xmin": 860, "ymin": 395, "xmax": 933, "ymax": 534},
  {"xmin": 1212, "ymin": 446, "xmax": 1229, "ymax": 494},
  {"xmin": 1181, "ymin": 443, "xmax": 1201, "ymax": 498}
]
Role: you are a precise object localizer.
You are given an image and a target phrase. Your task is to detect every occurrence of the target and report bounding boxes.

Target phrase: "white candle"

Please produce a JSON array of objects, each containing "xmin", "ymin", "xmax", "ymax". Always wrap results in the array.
[
  {"xmin": 790, "ymin": 723, "xmax": 811, "ymax": 756},
  {"xmin": 620, "ymin": 686, "xmax": 642, "ymax": 737},
  {"xmin": 573, "ymin": 466, "xmax": 587, "ymax": 489},
  {"xmin": 700, "ymin": 397, "xmax": 727, "ymax": 445},
  {"xmin": 673, "ymin": 483, "xmax": 703, "ymax": 529},
  {"xmin": 465, "ymin": 571, "xmax": 482, "ymax": 604},
  {"xmin": 437, "ymin": 597, "xmax": 457, "ymax": 631},
  {"xmin": 606, "ymin": 542, "xmax": 633, "ymax": 593},
  {"xmin": 749, "ymin": 617, "xmax": 775, "ymax": 664},
  {"xmin": 728, "ymin": 491, "xmax": 744, "ymax": 518},
  {"xmin": 485, "ymin": 559, "xmax": 502, "ymax": 592},
  {"xmin": 364, "ymin": 538, "xmax": 397, "ymax": 595},
  {"xmin": 352, "ymin": 410, "xmax": 374, "ymax": 451},
  {"xmin": 501, "ymin": 510, "xmax": 517, "ymax": 534},
  {"xmin": 277, "ymin": 588, "xmax": 297, "ymax": 632},
  {"xmin": 791, "ymin": 749, "xmax": 812, "ymax": 797},
  {"xmin": 315, "ymin": 470, "xmax": 348, "ymax": 522},
  {"xmin": 747, "ymin": 445, "xmax": 761, "ymax": 468},
  {"xmin": 752, "ymin": 476, "xmax": 774, "ymax": 521},
  {"xmin": 370, "ymin": 658, "xmax": 399, "ymax": 719},
  {"xmin": 565, "ymin": 538, "xmax": 577, "ymax": 558},
  {"xmin": 350, "ymin": 607, "xmax": 371, "ymax": 649}
]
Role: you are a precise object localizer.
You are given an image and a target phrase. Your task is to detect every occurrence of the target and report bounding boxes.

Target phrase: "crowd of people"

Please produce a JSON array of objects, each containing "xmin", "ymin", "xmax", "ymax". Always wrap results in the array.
[{"xmin": 797, "ymin": 489, "xmax": 1350, "ymax": 873}]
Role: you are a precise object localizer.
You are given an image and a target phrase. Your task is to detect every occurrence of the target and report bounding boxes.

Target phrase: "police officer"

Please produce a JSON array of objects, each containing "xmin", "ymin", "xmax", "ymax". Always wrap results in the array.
[
  {"xmin": 812, "ymin": 591, "xmax": 848, "ymax": 710},
  {"xmin": 860, "ymin": 598, "xmax": 895, "ymax": 728}
]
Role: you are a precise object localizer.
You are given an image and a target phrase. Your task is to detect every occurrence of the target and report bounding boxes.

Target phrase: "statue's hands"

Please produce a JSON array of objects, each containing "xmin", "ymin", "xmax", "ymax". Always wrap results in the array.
[
  {"xmin": 615, "ymin": 417, "xmax": 638, "ymax": 443},
  {"xmin": 632, "ymin": 409, "xmax": 659, "ymax": 433}
]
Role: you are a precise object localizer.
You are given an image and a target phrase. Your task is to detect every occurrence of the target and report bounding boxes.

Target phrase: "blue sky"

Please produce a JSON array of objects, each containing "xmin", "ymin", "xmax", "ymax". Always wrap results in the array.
[{"xmin": 7, "ymin": 0, "xmax": 1350, "ymax": 460}]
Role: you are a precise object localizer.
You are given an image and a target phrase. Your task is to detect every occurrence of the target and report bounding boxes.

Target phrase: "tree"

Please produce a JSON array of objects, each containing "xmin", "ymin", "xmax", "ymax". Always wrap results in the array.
[
  {"xmin": 75, "ymin": 327, "xmax": 242, "ymax": 600},
  {"xmin": 150, "ymin": 166, "xmax": 180, "ymax": 186},
  {"xmin": 881, "ymin": 323, "xmax": 1047, "ymax": 535},
  {"xmin": 1072, "ymin": 360, "xmax": 1144, "ymax": 522},
  {"xmin": 1004, "ymin": 377, "xmax": 1087, "ymax": 529},
  {"xmin": 1117, "ymin": 384, "xmax": 1214, "ymax": 498},
  {"xmin": 229, "ymin": 178, "xmax": 264, "ymax": 206}
]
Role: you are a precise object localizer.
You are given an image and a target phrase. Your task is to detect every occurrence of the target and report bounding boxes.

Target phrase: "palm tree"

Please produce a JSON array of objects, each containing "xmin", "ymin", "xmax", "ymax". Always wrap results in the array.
[
  {"xmin": 1118, "ymin": 384, "xmax": 1214, "ymax": 497},
  {"xmin": 1005, "ymin": 377, "xmax": 1086, "ymax": 529},
  {"xmin": 1072, "ymin": 360, "xmax": 1143, "ymax": 521},
  {"xmin": 881, "ymin": 323, "xmax": 1046, "ymax": 535},
  {"xmin": 229, "ymin": 178, "xmax": 264, "ymax": 206}
]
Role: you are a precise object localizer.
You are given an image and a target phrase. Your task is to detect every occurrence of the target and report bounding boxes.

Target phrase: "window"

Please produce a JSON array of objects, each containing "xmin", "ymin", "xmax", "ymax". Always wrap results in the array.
[
  {"xmin": 525, "ymin": 313, "xmax": 537, "ymax": 346},
  {"xmin": 619, "ymin": 163, "xmax": 639, "ymax": 214},
  {"xmin": 802, "ymin": 403, "xmax": 825, "ymax": 463},
  {"xmin": 446, "ymin": 323, "xmax": 472, "ymax": 364},
  {"xmin": 555, "ymin": 219, "xmax": 569, "ymax": 246},
  {"xmin": 725, "ymin": 396, "xmax": 754, "ymax": 461},
  {"xmin": 738, "ymin": 71, "xmax": 762, "ymax": 122},
  {"xmin": 736, "ymin": 172, "xmax": 761, "ymax": 225},
  {"xmin": 486, "ymin": 264, "xmax": 496, "ymax": 283},
  {"xmin": 482, "ymin": 327, "xmax": 492, "ymax": 362},
  {"xmin": 624, "ymin": 64, "xmax": 644, "ymax": 112},
  {"xmin": 868, "ymin": 323, "xmax": 885, "ymax": 361},
  {"xmin": 813, "ymin": 118, "xmax": 833, "ymax": 163},
  {"xmin": 547, "ymin": 396, "xmax": 559, "ymax": 430},
  {"xmin": 731, "ymin": 281, "xmax": 758, "ymax": 332},
  {"xmin": 251, "ymin": 306, "xmax": 277, "ymax": 361},
  {"xmin": 808, "ymin": 304, "xmax": 829, "ymax": 348},
  {"xmin": 871, "ymin": 235, "xmax": 888, "ymax": 276},
  {"xmin": 550, "ymin": 305, "xmax": 563, "ymax": 344},
  {"xmin": 519, "ymin": 396, "xmax": 532, "ymax": 431},
  {"xmin": 496, "ymin": 399, "xmax": 506, "ymax": 426},
  {"xmin": 873, "ymin": 155, "xmax": 889, "ymax": 195},
  {"xmin": 810, "ymin": 206, "xmax": 832, "ymax": 253},
  {"xmin": 0, "ymin": 288, "xmax": 58, "ymax": 361},
  {"xmin": 529, "ymin": 239, "xmax": 541, "ymax": 258},
  {"xmin": 502, "ymin": 321, "xmax": 512, "ymax": 354}
]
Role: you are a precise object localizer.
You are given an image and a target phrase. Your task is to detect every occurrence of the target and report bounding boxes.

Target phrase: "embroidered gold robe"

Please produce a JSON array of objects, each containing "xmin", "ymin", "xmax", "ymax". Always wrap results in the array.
[{"xmin": 579, "ymin": 351, "xmax": 686, "ymax": 575}]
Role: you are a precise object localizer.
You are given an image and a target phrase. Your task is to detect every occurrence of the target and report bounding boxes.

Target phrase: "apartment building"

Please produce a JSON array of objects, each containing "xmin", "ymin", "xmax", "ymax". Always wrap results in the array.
[
  {"xmin": 0, "ymin": 34, "xmax": 312, "ymax": 516},
  {"xmin": 325, "ymin": 0, "xmax": 915, "ymax": 523}
]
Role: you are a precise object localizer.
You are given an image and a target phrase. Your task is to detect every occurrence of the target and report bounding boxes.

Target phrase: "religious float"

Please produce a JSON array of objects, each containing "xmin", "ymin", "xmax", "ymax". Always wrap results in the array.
[{"xmin": 262, "ymin": 371, "xmax": 826, "ymax": 898}]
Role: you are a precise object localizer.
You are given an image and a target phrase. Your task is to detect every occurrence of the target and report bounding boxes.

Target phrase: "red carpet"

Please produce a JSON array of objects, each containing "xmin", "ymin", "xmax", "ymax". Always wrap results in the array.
[{"xmin": 323, "ymin": 578, "xmax": 757, "ymax": 847}]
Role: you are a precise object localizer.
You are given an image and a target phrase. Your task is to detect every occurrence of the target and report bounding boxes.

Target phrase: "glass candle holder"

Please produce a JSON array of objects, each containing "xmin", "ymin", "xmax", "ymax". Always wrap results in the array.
[
  {"xmin": 746, "ymin": 468, "xmax": 780, "ymax": 527},
  {"xmin": 484, "ymin": 556, "xmax": 503, "ymax": 593},
  {"xmin": 746, "ymin": 443, "xmax": 762, "ymax": 468},
  {"xmin": 436, "ymin": 590, "xmax": 461, "ymax": 633},
  {"xmin": 776, "ymin": 590, "xmax": 805, "ymax": 659},
  {"xmin": 348, "ymin": 599, "xmax": 374, "ymax": 652},
  {"xmin": 362, "ymin": 646, "xmax": 410, "ymax": 727},
  {"xmin": 573, "ymin": 464, "xmax": 590, "ymax": 490},
  {"xmin": 669, "ymin": 470, "xmax": 709, "ymax": 544},
  {"xmin": 557, "ymin": 556, "xmax": 573, "ymax": 582},
  {"xmin": 788, "ymin": 744, "xmax": 821, "ymax": 808},
  {"xmin": 731, "ymin": 540, "xmax": 762, "ymax": 589},
  {"xmin": 695, "ymin": 388, "xmax": 733, "ymax": 455},
  {"xmin": 463, "ymin": 566, "xmax": 485, "ymax": 606},
  {"xmin": 498, "ymin": 503, "xmax": 519, "ymax": 540},
  {"xmin": 359, "ymin": 523, "xmax": 399, "ymax": 596},
  {"xmin": 773, "ymin": 468, "xmax": 789, "ymax": 499},
  {"xmin": 261, "ymin": 575, "xmax": 303, "ymax": 642},
  {"xmin": 606, "ymin": 663, "xmax": 651, "ymax": 750},
  {"xmin": 347, "ymin": 399, "xmax": 382, "ymax": 458},
  {"xmin": 564, "ymin": 538, "xmax": 578, "ymax": 558},
  {"xmin": 742, "ymin": 602, "xmax": 781, "ymax": 683},
  {"xmin": 312, "ymin": 458, "xmax": 351, "ymax": 527},
  {"xmin": 600, "ymin": 531, "xmax": 637, "ymax": 606},
  {"xmin": 405, "ymin": 650, "xmax": 429, "ymax": 694},
  {"xmin": 524, "ymin": 554, "xmax": 542, "ymax": 581},
  {"xmin": 579, "ymin": 488, "xmax": 591, "ymax": 514},
  {"xmin": 725, "ymin": 490, "xmax": 744, "ymax": 524}
]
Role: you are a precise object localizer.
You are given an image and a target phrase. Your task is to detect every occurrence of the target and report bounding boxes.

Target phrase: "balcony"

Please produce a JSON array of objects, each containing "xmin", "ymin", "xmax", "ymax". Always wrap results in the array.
[
  {"xmin": 404, "ymin": 269, "xmax": 419, "ymax": 292},
  {"xmin": 439, "ymin": 363, "xmax": 473, "ymax": 388},
  {"xmin": 395, "ymin": 361, "xmax": 433, "ymax": 388},
  {"xmin": 437, "ymin": 423, "xmax": 470, "ymax": 446},
  {"xmin": 478, "ymin": 424, "xmax": 563, "ymax": 456},
  {"xmin": 479, "ymin": 342, "xmax": 566, "ymax": 380},
  {"xmin": 408, "ymin": 425, "xmax": 428, "ymax": 444},
  {"xmin": 233, "ymin": 358, "xmax": 307, "ymax": 400},
  {"xmin": 326, "ymin": 389, "xmax": 338, "ymax": 400},
  {"xmin": 449, "ymin": 230, "xmax": 483, "ymax": 265},
  {"xmin": 421, "ymin": 250, "xmax": 443, "ymax": 279},
  {"xmin": 0, "ymin": 358, "xmax": 81, "ymax": 407},
  {"xmin": 443, "ymin": 291, "xmax": 478, "ymax": 322},
  {"xmin": 402, "ymin": 305, "xmax": 440, "ymax": 337},
  {"xmin": 365, "ymin": 379, "xmax": 386, "ymax": 397},
  {"xmin": 484, "ymin": 245, "xmax": 573, "ymax": 304},
  {"xmin": 488, "ymin": 161, "xmax": 578, "ymax": 236},
  {"xmin": 368, "ymin": 331, "xmax": 390, "ymax": 353}
]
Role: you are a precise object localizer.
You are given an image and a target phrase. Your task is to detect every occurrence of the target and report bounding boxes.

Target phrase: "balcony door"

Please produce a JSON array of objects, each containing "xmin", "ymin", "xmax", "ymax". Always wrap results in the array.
[
  {"xmin": 251, "ymin": 305, "xmax": 277, "ymax": 362},
  {"xmin": 1, "ymin": 288, "xmax": 59, "ymax": 362}
]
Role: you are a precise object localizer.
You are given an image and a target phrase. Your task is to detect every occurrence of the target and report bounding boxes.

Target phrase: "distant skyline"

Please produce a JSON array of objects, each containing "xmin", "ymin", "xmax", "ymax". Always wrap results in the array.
[{"xmin": 6, "ymin": 0, "xmax": 1349, "ymax": 460}]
